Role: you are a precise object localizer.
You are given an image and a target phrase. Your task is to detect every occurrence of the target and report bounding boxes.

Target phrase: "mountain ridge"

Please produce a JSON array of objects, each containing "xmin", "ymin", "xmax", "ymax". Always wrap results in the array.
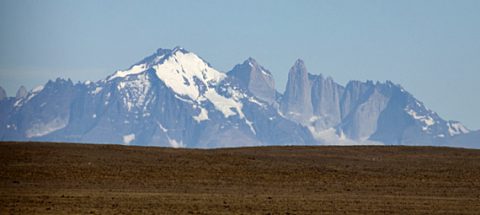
[{"xmin": 0, "ymin": 47, "xmax": 476, "ymax": 148}]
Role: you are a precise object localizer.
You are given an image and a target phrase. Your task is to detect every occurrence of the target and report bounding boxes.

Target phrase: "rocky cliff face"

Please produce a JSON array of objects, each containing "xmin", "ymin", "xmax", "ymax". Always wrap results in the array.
[
  {"xmin": 309, "ymin": 74, "xmax": 345, "ymax": 130},
  {"xmin": 227, "ymin": 58, "xmax": 277, "ymax": 105},
  {"xmin": 277, "ymin": 60, "xmax": 471, "ymax": 146}
]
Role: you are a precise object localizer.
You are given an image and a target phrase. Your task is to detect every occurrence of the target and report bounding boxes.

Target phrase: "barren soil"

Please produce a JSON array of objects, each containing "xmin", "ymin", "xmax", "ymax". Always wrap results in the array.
[{"xmin": 1, "ymin": 142, "xmax": 480, "ymax": 214}]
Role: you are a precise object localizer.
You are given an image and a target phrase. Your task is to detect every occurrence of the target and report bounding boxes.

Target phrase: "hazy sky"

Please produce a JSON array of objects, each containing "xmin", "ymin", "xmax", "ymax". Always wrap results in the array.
[{"xmin": 0, "ymin": 0, "xmax": 479, "ymax": 129}]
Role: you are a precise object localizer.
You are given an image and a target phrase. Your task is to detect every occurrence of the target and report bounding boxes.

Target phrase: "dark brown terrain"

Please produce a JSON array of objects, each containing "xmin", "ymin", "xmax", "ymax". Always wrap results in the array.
[{"xmin": 1, "ymin": 142, "xmax": 480, "ymax": 214}]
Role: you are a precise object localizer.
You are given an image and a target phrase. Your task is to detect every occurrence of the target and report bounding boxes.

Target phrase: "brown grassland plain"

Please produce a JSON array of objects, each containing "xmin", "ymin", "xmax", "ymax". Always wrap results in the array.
[{"xmin": 1, "ymin": 142, "xmax": 480, "ymax": 214}]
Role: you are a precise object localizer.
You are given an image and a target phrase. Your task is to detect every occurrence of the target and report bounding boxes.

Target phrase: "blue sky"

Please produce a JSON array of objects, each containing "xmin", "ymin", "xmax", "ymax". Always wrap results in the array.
[{"xmin": 0, "ymin": 0, "xmax": 479, "ymax": 129}]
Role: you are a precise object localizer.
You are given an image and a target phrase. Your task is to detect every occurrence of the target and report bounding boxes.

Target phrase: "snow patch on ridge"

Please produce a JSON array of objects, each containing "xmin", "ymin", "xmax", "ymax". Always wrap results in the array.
[
  {"xmin": 245, "ymin": 119, "xmax": 256, "ymax": 135},
  {"xmin": 447, "ymin": 121, "xmax": 469, "ymax": 136},
  {"xmin": 123, "ymin": 134, "xmax": 135, "ymax": 145},
  {"xmin": 203, "ymin": 89, "xmax": 240, "ymax": 118},
  {"xmin": 260, "ymin": 69, "xmax": 270, "ymax": 76},
  {"xmin": 32, "ymin": 85, "xmax": 44, "ymax": 93},
  {"xmin": 406, "ymin": 109, "xmax": 436, "ymax": 130},
  {"xmin": 168, "ymin": 138, "xmax": 184, "ymax": 148},
  {"xmin": 26, "ymin": 117, "xmax": 68, "ymax": 138},
  {"xmin": 193, "ymin": 107, "xmax": 209, "ymax": 122},
  {"xmin": 156, "ymin": 121, "xmax": 168, "ymax": 132},
  {"xmin": 92, "ymin": 87, "xmax": 102, "ymax": 94},
  {"xmin": 109, "ymin": 64, "xmax": 147, "ymax": 80}
]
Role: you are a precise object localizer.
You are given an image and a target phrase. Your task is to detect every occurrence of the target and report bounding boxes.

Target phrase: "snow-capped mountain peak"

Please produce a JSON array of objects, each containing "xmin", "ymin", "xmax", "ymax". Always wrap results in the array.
[
  {"xmin": 105, "ymin": 48, "xmax": 254, "ymax": 123},
  {"xmin": 108, "ymin": 47, "xmax": 194, "ymax": 81},
  {"xmin": 152, "ymin": 48, "xmax": 225, "ymax": 100},
  {"xmin": 107, "ymin": 47, "xmax": 227, "ymax": 100}
]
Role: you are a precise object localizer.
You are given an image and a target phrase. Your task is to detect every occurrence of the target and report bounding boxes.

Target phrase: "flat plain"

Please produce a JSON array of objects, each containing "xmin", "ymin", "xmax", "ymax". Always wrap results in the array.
[{"xmin": 1, "ymin": 142, "xmax": 480, "ymax": 214}]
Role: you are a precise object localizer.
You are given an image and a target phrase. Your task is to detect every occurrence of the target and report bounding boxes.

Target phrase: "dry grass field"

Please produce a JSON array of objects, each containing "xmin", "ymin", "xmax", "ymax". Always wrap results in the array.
[{"xmin": 1, "ymin": 142, "xmax": 480, "ymax": 214}]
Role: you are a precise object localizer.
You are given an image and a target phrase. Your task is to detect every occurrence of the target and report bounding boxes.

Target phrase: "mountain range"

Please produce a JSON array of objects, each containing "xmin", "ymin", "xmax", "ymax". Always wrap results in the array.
[{"xmin": 1, "ymin": 47, "xmax": 478, "ymax": 148}]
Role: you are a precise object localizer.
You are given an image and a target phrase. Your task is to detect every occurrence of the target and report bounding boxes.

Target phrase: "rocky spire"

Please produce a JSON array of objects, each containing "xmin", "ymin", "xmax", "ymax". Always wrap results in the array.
[
  {"xmin": 280, "ymin": 59, "xmax": 313, "ymax": 121},
  {"xmin": 16, "ymin": 86, "xmax": 27, "ymax": 99},
  {"xmin": 0, "ymin": 86, "xmax": 6, "ymax": 101}
]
